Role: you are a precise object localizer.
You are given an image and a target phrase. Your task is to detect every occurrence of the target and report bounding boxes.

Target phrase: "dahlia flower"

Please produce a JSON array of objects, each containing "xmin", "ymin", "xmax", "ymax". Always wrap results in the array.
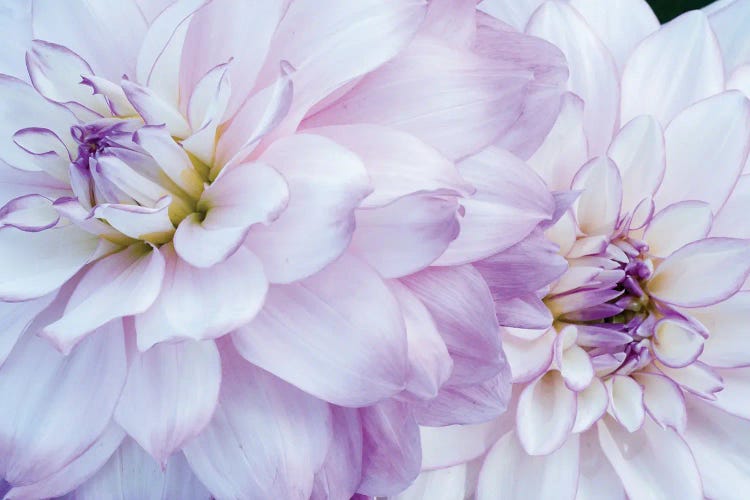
[
  {"xmin": 0, "ymin": 0, "xmax": 566, "ymax": 497},
  {"xmin": 398, "ymin": 1, "xmax": 750, "ymax": 499}
]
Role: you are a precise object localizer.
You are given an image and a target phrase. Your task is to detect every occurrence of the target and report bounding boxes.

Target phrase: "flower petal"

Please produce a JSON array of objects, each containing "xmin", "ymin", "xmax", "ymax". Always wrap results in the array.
[
  {"xmin": 232, "ymin": 253, "xmax": 408, "ymax": 407},
  {"xmin": 42, "ymin": 244, "xmax": 165, "ymax": 354},
  {"xmin": 121, "ymin": 80, "xmax": 191, "ymax": 137},
  {"xmin": 572, "ymin": 377, "xmax": 608, "ymax": 433},
  {"xmin": 501, "ymin": 327, "xmax": 555, "ymax": 383},
  {"xmin": 517, "ymin": 371, "xmax": 577, "ymax": 455},
  {"xmin": 95, "ymin": 198, "xmax": 175, "ymax": 244},
  {"xmin": 0, "ymin": 322, "xmax": 126, "ymax": 485},
  {"xmin": 597, "ymin": 416, "xmax": 703, "ymax": 500},
  {"xmin": 651, "ymin": 319, "xmax": 705, "ymax": 369},
  {"xmin": 0, "ymin": 194, "xmax": 59, "ymax": 231},
  {"xmin": 246, "ymin": 133, "xmax": 371, "ymax": 284},
  {"xmin": 357, "ymin": 399, "xmax": 421, "ymax": 497},
  {"xmin": 0, "ymin": 294, "xmax": 55, "ymax": 366},
  {"xmin": 632, "ymin": 372, "xmax": 687, "ymax": 432},
  {"xmin": 311, "ymin": 407, "xmax": 362, "ymax": 500},
  {"xmin": 644, "ymin": 201, "xmax": 713, "ymax": 258},
  {"xmin": 136, "ymin": 243, "xmax": 267, "ymax": 350},
  {"xmin": 420, "ymin": 420, "xmax": 509, "ymax": 470},
  {"xmin": 183, "ymin": 345, "xmax": 331, "ymax": 500},
  {"xmin": 692, "ymin": 291, "xmax": 750, "ymax": 367},
  {"xmin": 655, "ymin": 91, "xmax": 750, "ymax": 212},
  {"xmin": 648, "ymin": 237, "xmax": 750, "ymax": 308},
  {"xmin": 527, "ymin": 1, "xmax": 619, "ymax": 155},
  {"xmin": 708, "ymin": 0, "xmax": 750, "ymax": 74},
  {"xmin": 712, "ymin": 174, "xmax": 750, "ymax": 238},
  {"xmin": 393, "ymin": 464, "xmax": 468, "ymax": 500},
  {"xmin": 572, "ymin": 156, "xmax": 623, "ymax": 236},
  {"xmin": 172, "ymin": 214, "xmax": 248, "ymax": 269},
  {"xmin": 114, "ymin": 338, "xmax": 221, "ymax": 465},
  {"xmin": 476, "ymin": 431, "xmax": 580, "ymax": 500},
  {"xmin": 576, "ymin": 428, "xmax": 626, "ymax": 500},
  {"xmin": 435, "ymin": 147, "xmax": 555, "ymax": 266},
  {"xmin": 0, "ymin": 225, "xmax": 98, "ymax": 301},
  {"xmin": 621, "ymin": 11, "xmax": 724, "ymax": 126},
  {"xmin": 605, "ymin": 375, "xmax": 645, "ymax": 432}
]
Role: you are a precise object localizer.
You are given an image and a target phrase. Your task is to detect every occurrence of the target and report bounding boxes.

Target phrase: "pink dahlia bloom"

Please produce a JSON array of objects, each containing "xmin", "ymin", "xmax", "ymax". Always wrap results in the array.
[
  {"xmin": 399, "ymin": 1, "xmax": 750, "ymax": 499},
  {"xmin": 0, "ymin": 0, "xmax": 566, "ymax": 498}
]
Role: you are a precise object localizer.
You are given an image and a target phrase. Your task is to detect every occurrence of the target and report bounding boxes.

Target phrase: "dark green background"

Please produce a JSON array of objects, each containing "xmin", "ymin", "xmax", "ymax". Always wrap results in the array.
[{"xmin": 647, "ymin": 0, "xmax": 714, "ymax": 22}]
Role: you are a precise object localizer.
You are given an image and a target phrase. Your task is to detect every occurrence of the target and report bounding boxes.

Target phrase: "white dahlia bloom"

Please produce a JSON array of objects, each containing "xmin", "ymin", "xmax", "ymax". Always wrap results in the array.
[{"xmin": 398, "ymin": 1, "xmax": 750, "ymax": 499}]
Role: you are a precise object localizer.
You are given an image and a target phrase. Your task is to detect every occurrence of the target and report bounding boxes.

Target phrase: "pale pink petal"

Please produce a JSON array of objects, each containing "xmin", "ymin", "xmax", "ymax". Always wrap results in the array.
[
  {"xmin": 708, "ymin": 0, "xmax": 750, "ymax": 74},
  {"xmin": 351, "ymin": 194, "xmax": 460, "ymax": 278},
  {"xmin": 621, "ymin": 11, "xmax": 724, "ymax": 126},
  {"xmin": 401, "ymin": 265, "xmax": 505, "ymax": 386},
  {"xmin": 0, "ymin": 194, "xmax": 59, "ymax": 231},
  {"xmin": 477, "ymin": 0, "xmax": 545, "ymax": 31},
  {"xmin": 135, "ymin": 0, "xmax": 208, "ymax": 105},
  {"xmin": 114, "ymin": 339, "xmax": 221, "ymax": 465},
  {"xmin": 419, "ymin": 0, "xmax": 476, "ymax": 47},
  {"xmin": 133, "ymin": 125, "xmax": 204, "ymax": 199},
  {"xmin": 0, "ymin": 161, "xmax": 70, "ymax": 206},
  {"xmin": 95, "ymin": 199, "xmax": 174, "ymax": 244},
  {"xmin": 517, "ymin": 371, "xmax": 577, "ymax": 455},
  {"xmin": 572, "ymin": 377, "xmax": 608, "ymax": 433},
  {"xmin": 93, "ymin": 154, "xmax": 172, "ymax": 207},
  {"xmin": 0, "ymin": 294, "xmax": 55, "ymax": 366},
  {"xmin": 657, "ymin": 361, "xmax": 724, "ymax": 400},
  {"xmin": 605, "ymin": 375, "xmax": 645, "ymax": 432},
  {"xmin": 388, "ymin": 280, "xmax": 452, "ymax": 400},
  {"xmin": 656, "ymin": 91, "xmax": 750, "ymax": 212},
  {"xmin": 476, "ymin": 431, "xmax": 580, "ymax": 500},
  {"xmin": 393, "ymin": 464, "xmax": 467, "ymax": 500},
  {"xmin": 308, "ymin": 124, "xmax": 468, "ymax": 209},
  {"xmin": 31, "ymin": 0, "xmax": 147, "ymax": 80},
  {"xmin": 712, "ymin": 174, "xmax": 750, "ymax": 238},
  {"xmin": 692, "ymin": 291, "xmax": 750, "ymax": 367},
  {"xmin": 136, "ymin": 243, "xmax": 267, "ymax": 350},
  {"xmin": 559, "ymin": 344, "xmax": 594, "ymax": 391},
  {"xmin": 0, "ymin": 75, "xmax": 77, "ymax": 170},
  {"xmin": 576, "ymin": 429, "xmax": 626, "ymax": 500},
  {"xmin": 311, "ymin": 407, "xmax": 362, "ymax": 500},
  {"xmin": 649, "ymin": 238, "xmax": 750, "ymax": 307},
  {"xmin": 12, "ymin": 127, "xmax": 71, "ymax": 180},
  {"xmin": 3, "ymin": 424, "xmax": 125, "ymax": 500},
  {"xmin": 527, "ymin": 92, "xmax": 588, "ymax": 191},
  {"xmin": 728, "ymin": 64, "xmax": 750, "ymax": 100},
  {"xmin": 435, "ymin": 147, "xmax": 555, "ymax": 266},
  {"xmin": 607, "ymin": 115, "xmax": 665, "ymax": 214},
  {"xmin": 0, "ymin": 226, "xmax": 98, "ymax": 301},
  {"xmin": 26, "ymin": 40, "xmax": 109, "ymax": 116},
  {"xmin": 597, "ymin": 416, "xmax": 703, "ymax": 499},
  {"xmin": 172, "ymin": 214, "xmax": 248, "ymax": 269},
  {"xmin": 0, "ymin": 1, "xmax": 32, "ymax": 80},
  {"xmin": 232, "ymin": 253, "xmax": 408, "ymax": 407},
  {"xmin": 180, "ymin": 0, "xmax": 285, "ymax": 116},
  {"xmin": 42, "ymin": 244, "xmax": 165, "ymax": 354},
  {"xmin": 420, "ymin": 420, "xmax": 509, "ymax": 470},
  {"xmin": 0, "ymin": 322, "xmax": 126, "ymax": 485},
  {"xmin": 181, "ymin": 63, "xmax": 231, "ymax": 165},
  {"xmin": 305, "ymin": 29, "xmax": 562, "ymax": 161},
  {"xmin": 357, "ymin": 400, "xmax": 420, "ymax": 497},
  {"xmin": 572, "ymin": 156, "xmax": 623, "ymax": 236},
  {"xmin": 261, "ymin": 0, "xmax": 426, "ymax": 130},
  {"xmin": 644, "ymin": 201, "xmax": 713, "ymax": 257},
  {"xmin": 633, "ymin": 372, "xmax": 687, "ymax": 432},
  {"xmin": 81, "ymin": 74, "xmax": 137, "ymax": 116},
  {"xmin": 121, "ymin": 80, "xmax": 191, "ymax": 137},
  {"xmin": 199, "ymin": 161, "xmax": 289, "ymax": 230},
  {"xmin": 527, "ymin": 1, "xmax": 619, "ymax": 155},
  {"xmin": 683, "ymin": 394, "xmax": 750, "ymax": 499},
  {"xmin": 183, "ymin": 346, "xmax": 331, "ymax": 500},
  {"xmin": 710, "ymin": 366, "xmax": 750, "ymax": 419},
  {"xmin": 246, "ymin": 134, "xmax": 371, "ymax": 284},
  {"xmin": 570, "ymin": 0, "xmax": 659, "ymax": 72},
  {"xmin": 71, "ymin": 439, "xmax": 211, "ymax": 500}
]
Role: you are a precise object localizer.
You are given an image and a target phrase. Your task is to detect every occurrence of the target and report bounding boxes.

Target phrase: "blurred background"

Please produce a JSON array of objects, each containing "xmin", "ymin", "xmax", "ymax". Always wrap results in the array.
[{"xmin": 647, "ymin": 0, "xmax": 715, "ymax": 22}]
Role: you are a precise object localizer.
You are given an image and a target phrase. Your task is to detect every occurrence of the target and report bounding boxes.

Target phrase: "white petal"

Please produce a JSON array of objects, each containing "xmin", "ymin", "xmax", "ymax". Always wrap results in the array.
[
  {"xmin": 183, "ymin": 347, "xmax": 331, "ymax": 500},
  {"xmin": 136, "ymin": 243, "xmax": 267, "ymax": 350},
  {"xmin": 572, "ymin": 157, "xmax": 623, "ymax": 236},
  {"xmin": 114, "ymin": 339, "xmax": 221, "ymax": 465},
  {"xmin": 95, "ymin": 199, "xmax": 175, "ymax": 244},
  {"xmin": 247, "ymin": 133, "xmax": 371, "ymax": 284},
  {"xmin": 605, "ymin": 375, "xmax": 645, "ymax": 432},
  {"xmin": 0, "ymin": 194, "xmax": 59, "ymax": 231},
  {"xmin": 568, "ymin": 0, "xmax": 659, "ymax": 72},
  {"xmin": 0, "ymin": 226, "xmax": 98, "ymax": 301},
  {"xmin": 181, "ymin": 63, "xmax": 231, "ymax": 165},
  {"xmin": 420, "ymin": 420, "xmax": 508, "ymax": 470},
  {"xmin": 173, "ymin": 213, "xmax": 248, "ymax": 269},
  {"xmin": 644, "ymin": 201, "xmax": 713, "ymax": 257},
  {"xmin": 708, "ymin": 0, "xmax": 750, "ymax": 74},
  {"xmin": 42, "ymin": 244, "xmax": 165, "ymax": 353},
  {"xmin": 692, "ymin": 291, "xmax": 750, "ymax": 367},
  {"xmin": 0, "ymin": 295, "xmax": 54, "ymax": 366},
  {"xmin": 597, "ymin": 416, "xmax": 703, "ymax": 499},
  {"xmin": 652, "ymin": 319, "xmax": 705, "ymax": 368},
  {"xmin": 655, "ymin": 91, "xmax": 750, "ymax": 212},
  {"xmin": 0, "ymin": 322, "xmax": 126, "ymax": 485},
  {"xmin": 712, "ymin": 174, "xmax": 750, "ymax": 238},
  {"xmin": 121, "ymin": 80, "xmax": 191, "ymax": 137},
  {"xmin": 559, "ymin": 344, "xmax": 595, "ymax": 392},
  {"xmin": 607, "ymin": 115, "xmax": 665, "ymax": 214},
  {"xmin": 393, "ymin": 464, "xmax": 468, "ymax": 500},
  {"xmin": 476, "ymin": 431, "xmax": 580, "ymax": 500},
  {"xmin": 657, "ymin": 361, "xmax": 723, "ymax": 400},
  {"xmin": 573, "ymin": 378, "xmax": 608, "ymax": 433},
  {"xmin": 576, "ymin": 428, "xmax": 626, "ymax": 500},
  {"xmin": 621, "ymin": 11, "xmax": 724, "ymax": 126},
  {"xmin": 527, "ymin": 2, "xmax": 619, "ymax": 155},
  {"xmin": 649, "ymin": 238, "xmax": 750, "ymax": 307},
  {"xmin": 232, "ymin": 253, "xmax": 408, "ymax": 407},
  {"xmin": 632, "ymin": 372, "xmax": 687, "ymax": 432},
  {"xmin": 501, "ymin": 327, "xmax": 555, "ymax": 383},
  {"xmin": 517, "ymin": 371, "xmax": 577, "ymax": 455}
]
